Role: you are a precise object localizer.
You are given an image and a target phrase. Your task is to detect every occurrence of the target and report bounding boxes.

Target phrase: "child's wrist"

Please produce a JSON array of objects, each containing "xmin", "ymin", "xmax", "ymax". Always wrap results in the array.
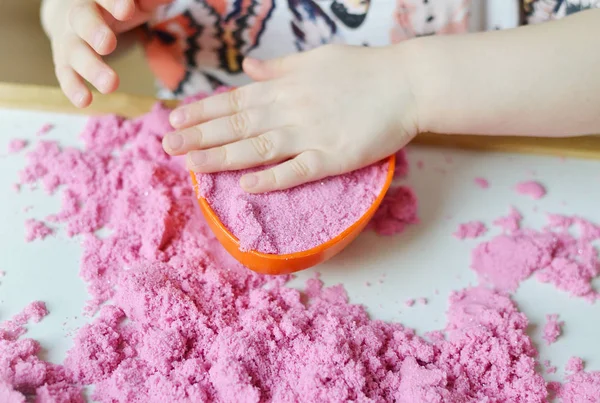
[
  {"xmin": 381, "ymin": 39, "xmax": 428, "ymax": 136},
  {"xmin": 393, "ymin": 36, "xmax": 453, "ymax": 135}
]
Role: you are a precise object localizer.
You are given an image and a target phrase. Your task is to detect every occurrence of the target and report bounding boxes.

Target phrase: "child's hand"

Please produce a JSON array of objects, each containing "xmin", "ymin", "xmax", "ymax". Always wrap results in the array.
[
  {"xmin": 44, "ymin": 0, "xmax": 170, "ymax": 107},
  {"xmin": 163, "ymin": 44, "xmax": 420, "ymax": 193}
]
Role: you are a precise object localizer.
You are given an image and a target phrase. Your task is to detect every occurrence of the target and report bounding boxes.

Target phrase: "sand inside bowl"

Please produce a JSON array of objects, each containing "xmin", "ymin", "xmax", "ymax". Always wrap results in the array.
[{"xmin": 195, "ymin": 161, "xmax": 389, "ymax": 255}]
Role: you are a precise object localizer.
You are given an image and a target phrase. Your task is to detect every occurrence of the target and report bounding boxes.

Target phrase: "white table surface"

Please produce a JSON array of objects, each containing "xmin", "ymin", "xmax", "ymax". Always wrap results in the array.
[{"xmin": 1, "ymin": 107, "xmax": 599, "ymax": 391}]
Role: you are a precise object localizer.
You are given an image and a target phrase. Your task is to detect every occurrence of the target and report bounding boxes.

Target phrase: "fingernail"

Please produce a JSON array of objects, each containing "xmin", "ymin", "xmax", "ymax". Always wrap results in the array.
[
  {"xmin": 94, "ymin": 29, "xmax": 107, "ymax": 50},
  {"xmin": 190, "ymin": 151, "xmax": 207, "ymax": 166},
  {"xmin": 73, "ymin": 91, "xmax": 86, "ymax": 106},
  {"xmin": 115, "ymin": 0, "xmax": 129, "ymax": 17},
  {"xmin": 170, "ymin": 109, "xmax": 186, "ymax": 127},
  {"xmin": 96, "ymin": 71, "xmax": 113, "ymax": 92},
  {"xmin": 241, "ymin": 174, "xmax": 258, "ymax": 189},
  {"xmin": 167, "ymin": 133, "xmax": 183, "ymax": 150}
]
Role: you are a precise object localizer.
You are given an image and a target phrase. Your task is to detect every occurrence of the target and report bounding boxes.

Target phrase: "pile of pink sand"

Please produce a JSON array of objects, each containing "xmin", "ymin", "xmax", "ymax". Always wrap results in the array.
[
  {"xmin": 474, "ymin": 177, "xmax": 490, "ymax": 189},
  {"xmin": 515, "ymin": 180, "xmax": 547, "ymax": 200},
  {"xmin": 0, "ymin": 302, "xmax": 82, "ymax": 402},
  {"xmin": 471, "ymin": 208, "xmax": 600, "ymax": 301},
  {"xmin": 543, "ymin": 314, "xmax": 564, "ymax": 345},
  {"xmin": 24, "ymin": 219, "xmax": 54, "ymax": 242},
  {"xmin": 7, "ymin": 139, "xmax": 28, "ymax": 154},
  {"xmin": 2, "ymin": 91, "xmax": 600, "ymax": 402},
  {"xmin": 367, "ymin": 185, "xmax": 419, "ymax": 236},
  {"xmin": 453, "ymin": 220, "xmax": 487, "ymax": 240},
  {"xmin": 37, "ymin": 123, "xmax": 54, "ymax": 137}
]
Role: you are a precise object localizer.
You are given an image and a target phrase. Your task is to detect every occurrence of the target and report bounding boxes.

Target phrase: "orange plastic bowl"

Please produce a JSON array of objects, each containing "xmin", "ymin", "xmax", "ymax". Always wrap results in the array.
[{"xmin": 190, "ymin": 155, "xmax": 396, "ymax": 275}]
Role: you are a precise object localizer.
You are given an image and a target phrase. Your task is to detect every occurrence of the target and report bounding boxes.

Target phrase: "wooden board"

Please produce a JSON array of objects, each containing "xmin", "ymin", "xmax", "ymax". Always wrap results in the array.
[
  {"xmin": 1, "ymin": 81, "xmax": 600, "ymax": 160},
  {"xmin": 0, "ymin": 82, "xmax": 177, "ymax": 118}
]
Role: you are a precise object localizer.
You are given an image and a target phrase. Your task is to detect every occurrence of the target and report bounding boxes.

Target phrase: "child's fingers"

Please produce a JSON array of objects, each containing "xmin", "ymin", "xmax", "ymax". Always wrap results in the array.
[
  {"xmin": 163, "ymin": 105, "xmax": 291, "ymax": 155},
  {"xmin": 69, "ymin": 2, "xmax": 117, "ymax": 55},
  {"xmin": 95, "ymin": 0, "xmax": 136, "ymax": 20},
  {"xmin": 55, "ymin": 66, "xmax": 92, "ymax": 108},
  {"xmin": 185, "ymin": 129, "xmax": 299, "ymax": 173},
  {"xmin": 169, "ymin": 82, "xmax": 277, "ymax": 129},
  {"xmin": 69, "ymin": 41, "xmax": 119, "ymax": 94},
  {"xmin": 240, "ymin": 151, "xmax": 329, "ymax": 193},
  {"xmin": 106, "ymin": 0, "xmax": 173, "ymax": 32}
]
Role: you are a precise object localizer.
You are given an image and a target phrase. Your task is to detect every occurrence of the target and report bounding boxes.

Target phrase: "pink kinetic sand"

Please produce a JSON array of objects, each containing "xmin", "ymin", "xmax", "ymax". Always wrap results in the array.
[
  {"xmin": 474, "ymin": 177, "xmax": 490, "ymax": 189},
  {"xmin": 0, "ymin": 302, "xmax": 83, "ymax": 402},
  {"xmin": 368, "ymin": 186, "xmax": 419, "ymax": 236},
  {"xmin": 3, "ymin": 89, "xmax": 597, "ymax": 402},
  {"xmin": 196, "ymin": 148, "xmax": 415, "ymax": 254},
  {"xmin": 557, "ymin": 370, "xmax": 600, "ymax": 402},
  {"xmin": 37, "ymin": 123, "xmax": 54, "ymax": 136},
  {"xmin": 543, "ymin": 314, "xmax": 564, "ymax": 345},
  {"xmin": 394, "ymin": 148, "xmax": 409, "ymax": 178},
  {"xmin": 196, "ymin": 160, "xmax": 389, "ymax": 254},
  {"xmin": 516, "ymin": 180, "xmax": 547, "ymax": 200},
  {"xmin": 565, "ymin": 357, "xmax": 584, "ymax": 373},
  {"xmin": 544, "ymin": 360, "xmax": 558, "ymax": 374},
  {"xmin": 471, "ymin": 231, "xmax": 554, "ymax": 292},
  {"xmin": 7, "ymin": 139, "xmax": 28, "ymax": 154},
  {"xmin": 493, "ymin": 206, "xmax": 523, "ymax": 233},
  {"xmin": 453, "ymin": 220, "xmax": 487, "ymax": 239},
  {"xmin": 472, "ymin": 212, "xmax": 600, "ymax": 300},
  {"xmin": 24, "ymin": 219, "xmax": 54, "ymax": 242}
]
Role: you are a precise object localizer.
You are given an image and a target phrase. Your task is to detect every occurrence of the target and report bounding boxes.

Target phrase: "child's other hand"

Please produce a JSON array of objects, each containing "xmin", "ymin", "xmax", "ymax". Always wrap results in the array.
[
  {"xmin": 46, "ymin": 0, "xmax": 170, "ymax": 107},
  {"xmin": 164, "ymin": 44, "xmax": 420, "ymax": 193}
]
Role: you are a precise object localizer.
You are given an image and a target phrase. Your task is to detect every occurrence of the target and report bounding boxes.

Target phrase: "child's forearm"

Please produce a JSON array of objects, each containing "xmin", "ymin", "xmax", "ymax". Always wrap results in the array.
[{"xmin": 405, "ymin": 9, "xmax": 600, "ymax": 137}]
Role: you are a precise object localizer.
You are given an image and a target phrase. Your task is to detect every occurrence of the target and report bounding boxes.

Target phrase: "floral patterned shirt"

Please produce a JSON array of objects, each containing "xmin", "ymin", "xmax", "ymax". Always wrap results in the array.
[{"xmin": 141, "ymin": 0, "xmax": 599, "ymax": 99}]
